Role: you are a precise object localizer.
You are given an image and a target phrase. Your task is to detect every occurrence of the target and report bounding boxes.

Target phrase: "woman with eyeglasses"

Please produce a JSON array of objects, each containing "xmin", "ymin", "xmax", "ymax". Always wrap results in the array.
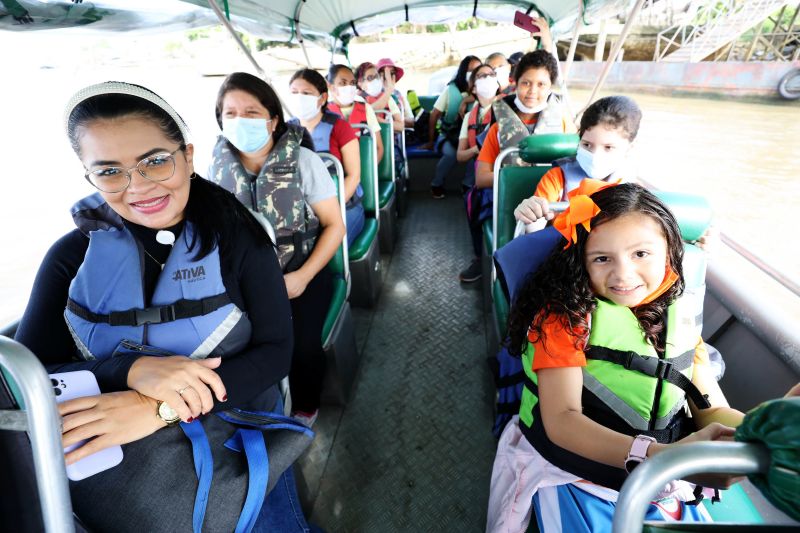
[
  {"xmin": 456, "ymin": 63, "xmax": 500, "ymax": 283},
  {"xmin": 209, "ymin": 72, "xmax": 346, "ymax": 428},
  {"xmin": 15, "ymin": 81, "xmax": 312, "ymax": 531},
  {"xmin": 287, "ymin": 67, "xmax": 365, "ymax": 247},
  {"xmin": 327, "ymin": 63, "xmax": 385, "ymax": 163},
  {"xmin": 355, "ymin": 61, "xmax": 404, "ymax": 133}
]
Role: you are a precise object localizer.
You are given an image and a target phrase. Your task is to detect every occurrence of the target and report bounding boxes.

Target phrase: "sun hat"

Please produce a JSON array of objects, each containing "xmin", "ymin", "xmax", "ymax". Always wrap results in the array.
[{"xmin": 375, "ymin": 58, "xmax": 404, "ymax": 82}]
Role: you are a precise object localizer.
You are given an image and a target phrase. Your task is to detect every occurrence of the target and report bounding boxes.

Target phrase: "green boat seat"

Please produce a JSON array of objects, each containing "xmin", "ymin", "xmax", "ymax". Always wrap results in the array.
[
  {"xmin": 378, "ymin": 180, "xmax": 395, "ymax": 209},
  {"xmin": 349, "ymin": 124, "xmax": 382, "ymax": 308},
  {"xmin": 417, "ymin": 95, "xmax": 437, "ymax": 112},
  {"xmin": 376, "ymin": 115, "xmax": 398, "ymax": 254},
  {"xmin": 518, "ymin": 133, "xmax": 580, "ymax": 164},
  {"xmin": 317, "ymin": 153, "xmax": 361, "ymax": 405}
]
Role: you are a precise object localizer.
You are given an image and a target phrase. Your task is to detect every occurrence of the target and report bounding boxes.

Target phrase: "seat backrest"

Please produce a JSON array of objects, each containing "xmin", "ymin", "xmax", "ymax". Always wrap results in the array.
[
  {"xmin": 518, "ymin": 133, "xmax": 580, "ymax": 164},
  {"xmin": 354, "ymin": 125, "xmax": 378, "ymax": 216},
  {"xmin": 417, "ymin": 95, "xmax": 437, "ymax": 112},
  {"xmin": 376, "ymin": 112, "xmax": 395, "ymax": 182},
  {"xmin": 317, "ymin": 153, "xmax": 348, "ymax": 280},
  {"xmin": 495, "ymin": 166, "xmax": 550, "ymax": 251}
]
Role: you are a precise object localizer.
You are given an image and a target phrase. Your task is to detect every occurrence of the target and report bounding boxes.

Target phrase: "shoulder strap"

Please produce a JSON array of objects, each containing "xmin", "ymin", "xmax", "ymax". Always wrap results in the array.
[
  {"xmin": 584, "ymin": 345, "xmax": 711, "ymax": 409},
  {"xmin": 66, "ymin": 294, "xmax": 231, "ymax": 327}
]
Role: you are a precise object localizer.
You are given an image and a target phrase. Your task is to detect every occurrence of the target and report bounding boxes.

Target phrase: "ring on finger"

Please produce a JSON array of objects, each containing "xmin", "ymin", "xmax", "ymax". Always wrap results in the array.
[{"xmin": 178, "ymin": 386, "xmax": 192, "ymax": 396}]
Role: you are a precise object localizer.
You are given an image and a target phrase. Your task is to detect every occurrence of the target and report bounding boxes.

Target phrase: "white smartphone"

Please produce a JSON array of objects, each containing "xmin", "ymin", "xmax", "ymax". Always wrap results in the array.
[{"xmin": 49, "ymin": 370, "xmax": 124, "ymax": 481}]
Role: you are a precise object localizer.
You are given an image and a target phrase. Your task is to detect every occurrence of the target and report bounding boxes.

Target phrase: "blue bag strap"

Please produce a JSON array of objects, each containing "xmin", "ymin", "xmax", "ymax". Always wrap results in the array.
[
  {"xmin": 180, "ymin": 420, "xmax": 214, "ymax": 533},
  {"xmin": 217, "ymin": 409, "xmax": 315, "ymax": 439},
  {"xmin": 224, "ymin": 428, "xmax": 270, "ymax": 533}
]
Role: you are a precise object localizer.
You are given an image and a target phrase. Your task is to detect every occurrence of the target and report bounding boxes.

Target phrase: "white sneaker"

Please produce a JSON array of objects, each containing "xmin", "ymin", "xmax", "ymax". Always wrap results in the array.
[{"xmin": 292, "ymin": 409, "xmax": 319, "ymax": 427}]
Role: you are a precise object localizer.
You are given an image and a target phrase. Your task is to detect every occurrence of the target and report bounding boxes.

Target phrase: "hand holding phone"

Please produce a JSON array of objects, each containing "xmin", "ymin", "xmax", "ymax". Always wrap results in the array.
[
  {"xmin": 514, "ymin": 11, "xmax": 540, "ymax": 34},
  {"xmin": 50, "ymin": 371, "xmax": 123, "ymax": 480}
]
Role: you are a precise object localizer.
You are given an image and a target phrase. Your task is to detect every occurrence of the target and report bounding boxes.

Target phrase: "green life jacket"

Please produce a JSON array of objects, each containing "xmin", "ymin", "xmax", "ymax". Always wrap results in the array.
[
  {"xmin": 209, "ymin": 124, "xmax": 319, "ymax": 272},
  {"xmin": 493, "ymin": 94, "xmax": 564, "ymax": 167},
  {"xmin": 442, "ymin": 82, "xmax": 464, "ymax": 126},
  {"xmin": 518, "ymin": 297, "xmax": 710, "ymax": 490}
]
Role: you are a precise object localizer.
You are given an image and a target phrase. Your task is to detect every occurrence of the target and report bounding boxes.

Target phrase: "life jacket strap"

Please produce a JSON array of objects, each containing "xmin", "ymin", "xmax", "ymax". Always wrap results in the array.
[
  {"xmin": 277, "ymin": 227, "xmax": 320, "ymax": 273},
  {"xmin": 522, "ymin": 373, "xmax": 690, "ymax": 443},
  {"xmin": 584, "ymin": 346, "xmax": 711, "ymax": 409},
  {"xmin": 66, "ymin": 293, "xmax": 231, "ymax": 327}
]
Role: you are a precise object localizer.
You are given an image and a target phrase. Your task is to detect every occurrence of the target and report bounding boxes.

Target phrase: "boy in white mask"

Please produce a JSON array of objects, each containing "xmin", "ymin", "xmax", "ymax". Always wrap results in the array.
[{"xmin": 327, "ymin": 64, "xmax": 385, "ymax": 163}]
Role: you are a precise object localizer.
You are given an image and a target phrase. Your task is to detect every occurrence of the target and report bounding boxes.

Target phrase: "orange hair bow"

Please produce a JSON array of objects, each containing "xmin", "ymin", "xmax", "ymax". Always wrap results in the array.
[{"xmin": 552, "ymin": 178, "xmax": 619, "ymax": 248}]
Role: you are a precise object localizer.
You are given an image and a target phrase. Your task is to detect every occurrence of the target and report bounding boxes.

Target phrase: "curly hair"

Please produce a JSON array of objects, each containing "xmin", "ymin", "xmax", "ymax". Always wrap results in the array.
[{"xmin": 505, "ymin": 183, "xmax": 685, "ymax": 357}]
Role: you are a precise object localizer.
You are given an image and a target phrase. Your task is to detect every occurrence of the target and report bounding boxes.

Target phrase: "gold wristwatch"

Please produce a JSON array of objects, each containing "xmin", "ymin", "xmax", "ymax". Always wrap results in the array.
[{"xmin": 156, "ymin": 400, "xmax": 181, "ymax": 426}]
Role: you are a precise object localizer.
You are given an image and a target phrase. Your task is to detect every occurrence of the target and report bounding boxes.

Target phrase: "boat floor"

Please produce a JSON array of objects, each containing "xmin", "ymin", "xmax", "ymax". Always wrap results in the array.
[{"xmin": 298, "ymin": 191, "xmax": 497, "ymax": 532}]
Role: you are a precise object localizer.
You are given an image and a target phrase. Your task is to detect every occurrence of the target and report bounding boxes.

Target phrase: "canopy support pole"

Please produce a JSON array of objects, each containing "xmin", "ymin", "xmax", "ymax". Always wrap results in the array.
[
  {"xmin": 563, "ymin": 0, "xmax": 584, "ymax": 82},
  {"xmin": 207, "ymin": 0, "xmax": 267, "ymax": 81},
  {"xmin": 294, "ymin": 0, "xmax": 313, "ymax": 68},
  {"xmin": 576, "ymin": 0, "xmax": 646, "ymax": 119}
]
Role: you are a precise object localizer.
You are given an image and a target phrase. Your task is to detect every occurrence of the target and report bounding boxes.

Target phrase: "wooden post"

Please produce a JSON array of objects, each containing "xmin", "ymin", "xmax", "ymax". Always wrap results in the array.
[{"xmin": 595, "ymin": 19, "xmax": 608, "ymax": 61}]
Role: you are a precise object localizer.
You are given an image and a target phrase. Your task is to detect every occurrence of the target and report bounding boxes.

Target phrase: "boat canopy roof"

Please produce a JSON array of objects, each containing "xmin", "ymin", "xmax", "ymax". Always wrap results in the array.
[{"xmin": 1, "ymin": 0, "xmax": 633, "ymax": 52}]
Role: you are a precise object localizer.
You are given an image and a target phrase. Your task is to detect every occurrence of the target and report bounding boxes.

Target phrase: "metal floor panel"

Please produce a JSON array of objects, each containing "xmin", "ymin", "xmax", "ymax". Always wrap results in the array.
[{"xmin": 299, "ymin": 193, "xmax": 497, "ymax": 532}]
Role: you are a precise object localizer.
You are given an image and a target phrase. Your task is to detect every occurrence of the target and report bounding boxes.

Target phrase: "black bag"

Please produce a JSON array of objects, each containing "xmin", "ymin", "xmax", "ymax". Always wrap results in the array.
[{"xmin": 70, "ymin": 386, "xmax": 313, "ymax": 533}]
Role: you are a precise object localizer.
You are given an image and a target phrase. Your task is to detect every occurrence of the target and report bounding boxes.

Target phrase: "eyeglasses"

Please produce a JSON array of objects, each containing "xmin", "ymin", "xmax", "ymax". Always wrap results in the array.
[
  {"xmin": 475, "ymin": 72, "xmax": 497, "ymax": 80},
  {"xmin": 84, "ymin": 147, "xmax": 185, "ymax": 193},
  {"xmin": 363, "ymin": 74, "xmax": 380, "ymax": 82}
]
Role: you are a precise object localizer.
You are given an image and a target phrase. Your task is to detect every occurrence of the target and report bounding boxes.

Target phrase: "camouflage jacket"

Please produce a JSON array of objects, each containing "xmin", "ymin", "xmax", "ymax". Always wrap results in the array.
[
  {"xmin": 209, "ymin": 124, "xmax": 319, "ymax": 271},
  {"xmin": 493, "ymin": 94, "xmax": 564, "ymax": 167}
]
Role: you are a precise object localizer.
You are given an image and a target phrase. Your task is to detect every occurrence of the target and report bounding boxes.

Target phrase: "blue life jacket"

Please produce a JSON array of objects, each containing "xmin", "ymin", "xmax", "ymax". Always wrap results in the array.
[
  {"xmin": 490, "ymin": 227, "xmax": 563, "ymax": 437},
  {"xmin": 65, "ymin": 193, "xmax": 248, "ymax": 361},
  {"xmin": 64, "ymin": 194, "xmax": 312, "ymax": 532},
  {"xmin": 289, "ymin": 112, "xmax": 364, "ymax": 205}
]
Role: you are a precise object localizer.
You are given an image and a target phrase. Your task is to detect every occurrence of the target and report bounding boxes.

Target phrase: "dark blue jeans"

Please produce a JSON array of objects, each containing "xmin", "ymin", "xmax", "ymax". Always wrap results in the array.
[
  {"xmin": 252, "ymin": 396, "xmax": 310, "ymax": 532},
  {"xmin": 345, "ymin": 203, "xmax": 366, "ymax": 247}
]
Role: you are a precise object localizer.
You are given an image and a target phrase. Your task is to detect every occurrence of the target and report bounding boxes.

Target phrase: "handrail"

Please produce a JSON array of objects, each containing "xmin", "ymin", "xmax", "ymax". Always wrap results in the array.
[
  {"xmin": 351, "ymin": 123, "xmax": 380, "ymax": 229},
  {"xmin": 0, "ymin": 336, "xmax": 74, "ymax": 533},
  {"xmin": 374, "ymin": 109, "xmax": 396, "ymax": 183},
  {"xmin": 491, "ymin": 147, "xmax": 521, "ymax": 284},
  {"xmin": 317, "ymin": 152, "xmax": 352, "ymax": 295},
  {"xmin": 613, "ymin": 441, "xmax": 771, "ymax": 533}
]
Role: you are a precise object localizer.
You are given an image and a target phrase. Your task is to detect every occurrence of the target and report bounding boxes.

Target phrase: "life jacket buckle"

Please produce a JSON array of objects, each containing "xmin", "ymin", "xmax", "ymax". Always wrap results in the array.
[
  {"xmin": 134, "ymin": 305, "xmax": 175, "ymax": 326},
  {"xmin": 655, "ymin": 359, "xmax": 673, "ymax": 380}
]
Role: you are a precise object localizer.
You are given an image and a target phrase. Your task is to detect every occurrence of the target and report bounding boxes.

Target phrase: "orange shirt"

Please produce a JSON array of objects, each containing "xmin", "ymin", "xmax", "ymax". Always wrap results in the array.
[
  {"xmin": 476, "ymin": 117, "xmax": 538, "ymax": 166},
  {"xmin": 529, "ymin": 312, "xmax": 709, "ymax": 372},
  {"xmin": 529, "ymin": 313, "xmax": 587, "ymax": 371},
  {"xmin": 533, "ymin": 167, "xmax": 566, "ymax": 203}
]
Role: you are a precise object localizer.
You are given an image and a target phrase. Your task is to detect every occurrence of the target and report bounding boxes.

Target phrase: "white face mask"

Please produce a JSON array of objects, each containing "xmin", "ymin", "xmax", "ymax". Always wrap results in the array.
[
  {"xmin": 575, "ymin": 145, "xmax": 624, "ymax": 180},
  {"xmin": 474, "ymin": 77, "xmax": 499, "ymax": 99},
  {"xmin": 287, "ymin": 93, "xmax": 321, "ymax": 121},
  {"xmin": 336, "ymin": 85, "xmax": 357, "ymax": 106},
  {"xmin": 365, "ymin": 78, "xmax": 383, "ymax": 98},
  {"xmin": 494, "ymin": 66, "xmax": 511, "ymax": 87},
  {"xmin": 514, "ymin": 94, "xmax": 549, "ymax": 114}
]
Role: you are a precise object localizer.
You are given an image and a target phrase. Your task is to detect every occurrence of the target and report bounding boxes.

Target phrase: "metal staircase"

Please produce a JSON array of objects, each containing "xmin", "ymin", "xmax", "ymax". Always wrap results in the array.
[{"xmin": 655, "ymin": 0, "xmax": 793, "ymax": 62}]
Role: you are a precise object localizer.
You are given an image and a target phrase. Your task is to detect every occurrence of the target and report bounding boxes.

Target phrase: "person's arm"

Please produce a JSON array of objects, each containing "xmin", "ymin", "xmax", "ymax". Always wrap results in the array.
[
  {"xmin": 284, "ymin": 150, "xmax": 346, "ymax": 299},
  {"xmin": 368, "ymin": 91, "xmax": 392, "ymax": 115},
  {"xmin": 387, "ymin": 99, "xmax": 404, "ymax": 133},
  {"xmin": 365, "ymin": 106, "xmax": 385, "ymax": 162},
  {"xmin": 456, "ymin": 134, "xmax": 479, "ymax": 163},
  {"xmin": 458, "ymin": 95, "xmax": 475, "ymax": 118},
  {"xmin": 340, "ymin": 137, "xmax": 361, "ymax": 202},
  {"xmin": 531, "ymin": 16, "xmax": 554, "ymax": 53},
  {"xmin": 686, "ymin": 339, "xmax": 745, "ymax": 429},
  {"xmin": 513, "ymin": 167, "xmax": 564, "ymax": 223}
]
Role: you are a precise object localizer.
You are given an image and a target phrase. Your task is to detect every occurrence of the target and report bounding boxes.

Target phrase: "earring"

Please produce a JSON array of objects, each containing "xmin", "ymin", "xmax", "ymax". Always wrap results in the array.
[{"xmin": 190, "ymin": 172, "xmax": 198, "ymax": 180}]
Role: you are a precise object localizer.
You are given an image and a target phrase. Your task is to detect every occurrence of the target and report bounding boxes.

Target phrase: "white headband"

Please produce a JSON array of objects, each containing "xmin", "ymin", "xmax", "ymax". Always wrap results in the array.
[{"xmin": 64, "ymin": 81, "xmax": 191, "ymax": 142}]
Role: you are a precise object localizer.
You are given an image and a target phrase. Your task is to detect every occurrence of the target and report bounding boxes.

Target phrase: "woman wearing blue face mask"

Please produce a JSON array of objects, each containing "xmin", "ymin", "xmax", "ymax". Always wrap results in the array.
[
  {"xmin": 209, "ymin": 72, "xmax": 346, "ymax": 427},
  {"xmin": 286, "ymin": 68, "xmax": 365, "ymax": 248}
]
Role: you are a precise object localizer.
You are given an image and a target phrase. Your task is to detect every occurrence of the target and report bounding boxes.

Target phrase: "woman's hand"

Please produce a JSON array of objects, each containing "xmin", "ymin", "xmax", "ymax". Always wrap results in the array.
[
  {"xmin": 59, "ymin": 391, "xmax": 163, "ymax": 465},
  {"xmin": 514, "ymin": 196, "xmax": 552, "ymax": 224},
  {"xmin": 284, "ymin": 270, "xmax": 311, "ymax": 299},
  {"xmin": 785, "ymin": 382, "xmax": 800, "ymax": 397},
  {"xmin": 127, "ymin": 356, "xmax": 226, "ymax": 420}
]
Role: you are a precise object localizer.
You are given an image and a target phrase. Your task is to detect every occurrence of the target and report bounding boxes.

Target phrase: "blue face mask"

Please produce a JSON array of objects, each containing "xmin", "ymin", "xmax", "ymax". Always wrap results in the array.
[{"xmin": 222, "ymin": 117, "xmax": 271, "ymax": 153}]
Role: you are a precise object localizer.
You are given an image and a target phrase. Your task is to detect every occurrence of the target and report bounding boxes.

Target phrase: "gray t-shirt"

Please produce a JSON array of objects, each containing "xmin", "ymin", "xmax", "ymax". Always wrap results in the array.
[{"xmin": 237, "ymin": 146, "xmax": 336, "ymax": 210}]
